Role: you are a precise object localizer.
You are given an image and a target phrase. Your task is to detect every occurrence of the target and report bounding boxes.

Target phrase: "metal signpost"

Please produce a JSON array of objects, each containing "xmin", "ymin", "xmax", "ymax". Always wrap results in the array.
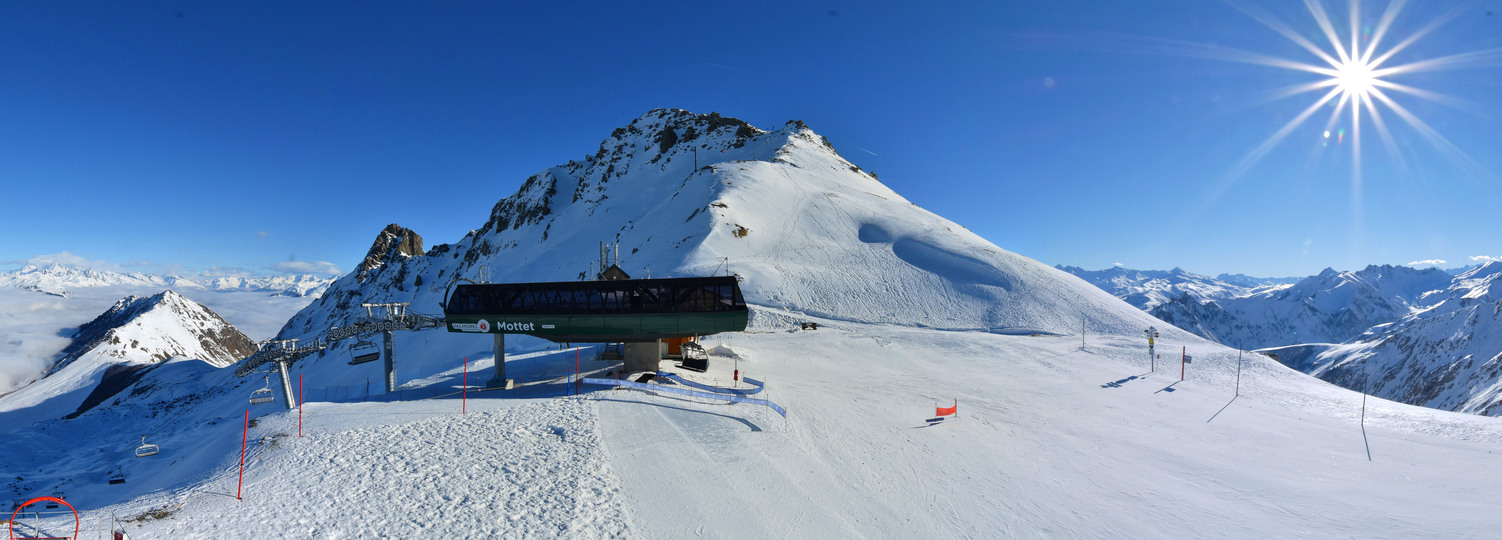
[{"xmin": 1145, "ymin": 326, "xmax": 1159, "ymax": 372}]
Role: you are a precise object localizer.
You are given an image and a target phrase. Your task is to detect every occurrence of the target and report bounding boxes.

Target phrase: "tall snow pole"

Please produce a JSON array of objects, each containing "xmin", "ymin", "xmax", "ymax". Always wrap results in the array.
[
  {"xmin": 1361, "ymin": 372, "xmax": 1369, "ymax": 427},
  {"xmin": 1235, "ymin": 349, "xmax": 1242, "ymax": 397},
  {"xmin": 238, "ymin": 409, "xmax": 248, "ymax": 500},
  {"xmin": 298, "ymin": 374, "xmax": 303, "ymax": 438},
  {"xmin": 1181, "ymin": 346, "xmax": 1186, "ymax": 382},
  {"xmin": 462, "ymin": 356, "xmax": 468, "ymax": 415}
]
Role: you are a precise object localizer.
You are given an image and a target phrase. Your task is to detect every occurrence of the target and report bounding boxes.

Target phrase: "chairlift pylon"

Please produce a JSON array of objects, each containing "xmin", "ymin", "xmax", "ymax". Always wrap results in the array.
[
  {"xmin": 134, "ymin": 435, "xmax": 159, "ymax": 458},
  {"xmin": 249, "ymin": 372, "xmax": 275, "ymax": 405}
]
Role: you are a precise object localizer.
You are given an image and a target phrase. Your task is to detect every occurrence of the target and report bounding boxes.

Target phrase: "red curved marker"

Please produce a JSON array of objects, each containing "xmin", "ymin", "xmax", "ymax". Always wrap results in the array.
[{"xmin": 9, "ymin": 496, "xmax": 79, "ymax": 540}]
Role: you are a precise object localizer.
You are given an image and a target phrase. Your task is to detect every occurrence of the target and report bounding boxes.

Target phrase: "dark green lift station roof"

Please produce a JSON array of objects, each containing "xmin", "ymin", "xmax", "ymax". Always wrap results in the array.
[{"xmin": 442, "ymin": 276, "xmax": 749, "ymax": 342}]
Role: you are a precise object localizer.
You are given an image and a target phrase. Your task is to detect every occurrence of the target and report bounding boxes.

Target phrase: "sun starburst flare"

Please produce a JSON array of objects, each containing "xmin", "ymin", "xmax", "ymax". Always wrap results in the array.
[{"xmin": 1167, "ymin": 0, "xmax": 1502, "ymax": 206}]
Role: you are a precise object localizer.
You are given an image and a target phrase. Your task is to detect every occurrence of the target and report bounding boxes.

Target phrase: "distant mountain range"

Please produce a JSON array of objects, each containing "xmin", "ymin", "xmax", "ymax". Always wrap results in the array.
[
  {"xmin": 1061, "ymin": 263, "xmax": 1502, "ymax": 416},
  {"xmin": 1053, "ymin": 265, "xmax": 1297, "ymax": 311},
  {"xmin": 0, "ymin": 263, "xmax": 334, "ymax": 298}
]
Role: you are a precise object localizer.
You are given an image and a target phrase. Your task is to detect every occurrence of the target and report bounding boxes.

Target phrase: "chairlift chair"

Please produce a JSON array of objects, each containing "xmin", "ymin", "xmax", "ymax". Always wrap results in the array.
[
  {"xmin": 348, "ymin": 339, "xmax": 380, "ymax": 365},
  {"xmin": 249, "ymin": 373, "xmax": 275, "ymax": 405},
  {"xmin": 134, "ymin": 435, "xmax": 159, "ymax": 458},
  {"xmin": 678, "ymin": 342, "xmax": 709, "ymax": 372}
]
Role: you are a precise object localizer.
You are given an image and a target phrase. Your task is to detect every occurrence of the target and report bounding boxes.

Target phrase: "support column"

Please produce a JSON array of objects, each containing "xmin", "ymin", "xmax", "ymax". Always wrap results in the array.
[
  {"xmin": 383, "ymin": 330, "xmax": 396, "ymax": 393},
  {"xmin": 623, "ymin": 339, "xmax": 664, "ymax": 373},
  {"xmin": 487, "ymin": 333, "xmax": 513, "ymax": 390},
  {"xmin": 277, "ymin": 361, "xmax": 297, "ymax": 410}
]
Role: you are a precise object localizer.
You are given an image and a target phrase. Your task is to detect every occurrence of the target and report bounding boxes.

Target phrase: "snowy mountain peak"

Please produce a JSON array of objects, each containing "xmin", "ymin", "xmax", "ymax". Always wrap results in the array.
[
  {"xmin": 53, "ymin": 289, "xmax": 257, "ymax": 375},
  {"xmin": 0, "ymin": 288, "xmax": 259, "ymax": 425},
  {"xmin": 283, "ymin": 108, "xmax": 1171, "ymax": 344},
  {"xmin": 1458, "ymin": 260, "xmax": 1502, "ymax": 281}
]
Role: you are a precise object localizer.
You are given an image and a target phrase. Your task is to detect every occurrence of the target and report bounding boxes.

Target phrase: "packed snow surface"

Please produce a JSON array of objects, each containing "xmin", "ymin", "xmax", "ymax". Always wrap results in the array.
[
  {"xmin": 6, "ymin": 110, "xmax": 1501, "ymax": 538},
  {"xmin": 13, "ymin": 316, "xmax": 1501, "ymax": 539}
]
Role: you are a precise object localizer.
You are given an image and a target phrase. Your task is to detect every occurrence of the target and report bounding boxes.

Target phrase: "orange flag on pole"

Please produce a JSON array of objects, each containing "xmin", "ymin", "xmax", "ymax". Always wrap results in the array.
[{"xmin": 936, "ymin": 399, "xmax": 957, "ymax": 417}]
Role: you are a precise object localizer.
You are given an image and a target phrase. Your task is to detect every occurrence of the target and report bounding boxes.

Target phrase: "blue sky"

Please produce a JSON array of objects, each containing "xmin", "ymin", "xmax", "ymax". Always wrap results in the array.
[{"xmin": 3, "ymin": 1, "xmax": 1499, "ymax": 279}]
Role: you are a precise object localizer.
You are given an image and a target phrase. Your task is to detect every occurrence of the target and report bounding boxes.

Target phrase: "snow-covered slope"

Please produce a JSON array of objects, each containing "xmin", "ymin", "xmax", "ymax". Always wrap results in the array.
[
  {"xmin": 0, "ymin": 264, "xmax": 334, "ymax": 298},
  {"xmin": 0, "ymin": 290, "xmax": 257, "ymax": 427},
  {"xmin": 281, "ymin": 109, "xmax": 1177, "ymax": 348},
  {"xmin": 1272, "ymin": 262, "xmax": 1502, "ymax": 415},
  {"xmin": 17, "ymin": 322, "xmax": 1502, "ymax": 539},
  {"xmin": 8, "ymin": 109, "xmax": 1502, "ymax": 538}
]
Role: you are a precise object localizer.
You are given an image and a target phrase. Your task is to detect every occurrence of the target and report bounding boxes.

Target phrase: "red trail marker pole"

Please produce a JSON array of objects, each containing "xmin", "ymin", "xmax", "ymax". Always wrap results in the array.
[{"xmin": 238, "ymin": 409, "xmax": 248, "ymax": 500}]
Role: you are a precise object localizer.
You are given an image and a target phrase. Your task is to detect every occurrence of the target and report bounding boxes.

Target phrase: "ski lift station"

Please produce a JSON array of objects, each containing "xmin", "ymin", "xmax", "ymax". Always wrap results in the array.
[
  {"xmin": 233, "ymin": 245, "xmax": 746, "ymax": 407},
  {"xmin": 441, "ymin": 274, "xmax": 748, "ymax": 386}
]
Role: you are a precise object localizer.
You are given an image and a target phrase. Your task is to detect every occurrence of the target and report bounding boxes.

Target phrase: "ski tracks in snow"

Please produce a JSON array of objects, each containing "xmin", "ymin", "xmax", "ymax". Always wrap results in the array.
[{"xmin": 128, "ymin": 398, "xmax": 632, "ymax": 539}]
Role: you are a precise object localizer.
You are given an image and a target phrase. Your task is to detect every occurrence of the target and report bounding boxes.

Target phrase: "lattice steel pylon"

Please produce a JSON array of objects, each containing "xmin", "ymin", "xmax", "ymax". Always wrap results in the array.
[{"xmin": 232, "ymin": 304, "xmax": 444, "ymax": 407}]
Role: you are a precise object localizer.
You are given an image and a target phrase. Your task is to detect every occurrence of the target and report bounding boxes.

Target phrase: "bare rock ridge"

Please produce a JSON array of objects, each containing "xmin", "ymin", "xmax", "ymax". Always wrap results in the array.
[{"xmin": 358, "ymin": 224, "xmax": 425, "ymax": 282}]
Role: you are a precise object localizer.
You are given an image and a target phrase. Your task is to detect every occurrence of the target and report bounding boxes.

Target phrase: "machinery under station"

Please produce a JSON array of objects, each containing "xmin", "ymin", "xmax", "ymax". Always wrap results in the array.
[{"xmin": 235, "ymin": 246, "xmax": 749, "ymax": 409}]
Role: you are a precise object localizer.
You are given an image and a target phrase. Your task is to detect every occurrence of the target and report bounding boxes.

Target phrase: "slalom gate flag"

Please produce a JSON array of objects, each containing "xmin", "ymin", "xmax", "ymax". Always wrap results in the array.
[{"xmin": 936, "ymin": 399, "xmax": 957, "ymax": 417}]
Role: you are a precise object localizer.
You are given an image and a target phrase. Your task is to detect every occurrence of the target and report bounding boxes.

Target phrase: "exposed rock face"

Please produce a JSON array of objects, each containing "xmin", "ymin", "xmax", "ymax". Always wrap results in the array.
[{"xmin": 358, "ymin": 224, "xmax": 425, "ymax": 282}]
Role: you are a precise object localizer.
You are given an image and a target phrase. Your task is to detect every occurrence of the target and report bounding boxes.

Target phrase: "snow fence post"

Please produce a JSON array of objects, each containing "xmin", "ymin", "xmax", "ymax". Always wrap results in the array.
[
  {"xmin": 238, "ymin": 409, "xmax": 248, "ymax": 500},
  {"xmin": 1361, "ymin": 372, "xmax": 1369, "ymax": 427},
  {"xmin": 1235, "ymin": 350, "xmax": 1242, "ymax": 397}
]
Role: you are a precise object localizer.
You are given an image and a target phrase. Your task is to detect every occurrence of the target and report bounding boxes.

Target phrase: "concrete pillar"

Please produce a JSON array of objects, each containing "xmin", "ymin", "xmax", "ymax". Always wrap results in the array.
[
  {"xmin": 277, "ymin": 361, "xmax": 297, "ymax": 411},
  {"xmin": 383, "ymin": 330, "xmax": 396, "ymax": 393},
  {"xmin": 623, "ymin": 339, "xmax": 664, "ymax": 373},
  {"xmin": 487, "ymin": 333, "xmax": 513, "ymax": 390}
]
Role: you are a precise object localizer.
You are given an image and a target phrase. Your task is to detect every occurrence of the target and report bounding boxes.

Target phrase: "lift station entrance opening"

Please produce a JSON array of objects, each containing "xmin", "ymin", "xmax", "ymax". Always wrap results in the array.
[{"xmin": 443, "ymin": 275, "xmax": 749, "ymax": 382}]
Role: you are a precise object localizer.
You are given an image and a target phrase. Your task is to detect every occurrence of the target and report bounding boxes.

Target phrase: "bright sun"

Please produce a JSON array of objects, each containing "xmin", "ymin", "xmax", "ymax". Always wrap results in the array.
[
  {"xmin": 1332, "ymin": 59, "xmax": 1378, "ymax": 98},
  {"xmin": 1197, "ymin": 0, "xmax": 1497, "ymax": 202}
]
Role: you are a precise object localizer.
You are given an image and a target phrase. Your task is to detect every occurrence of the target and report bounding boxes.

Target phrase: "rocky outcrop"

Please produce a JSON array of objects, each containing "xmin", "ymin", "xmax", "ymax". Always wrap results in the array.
[{"xmin": 358, "ymin": 224, "xmax": 424, "ymax": 282}]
